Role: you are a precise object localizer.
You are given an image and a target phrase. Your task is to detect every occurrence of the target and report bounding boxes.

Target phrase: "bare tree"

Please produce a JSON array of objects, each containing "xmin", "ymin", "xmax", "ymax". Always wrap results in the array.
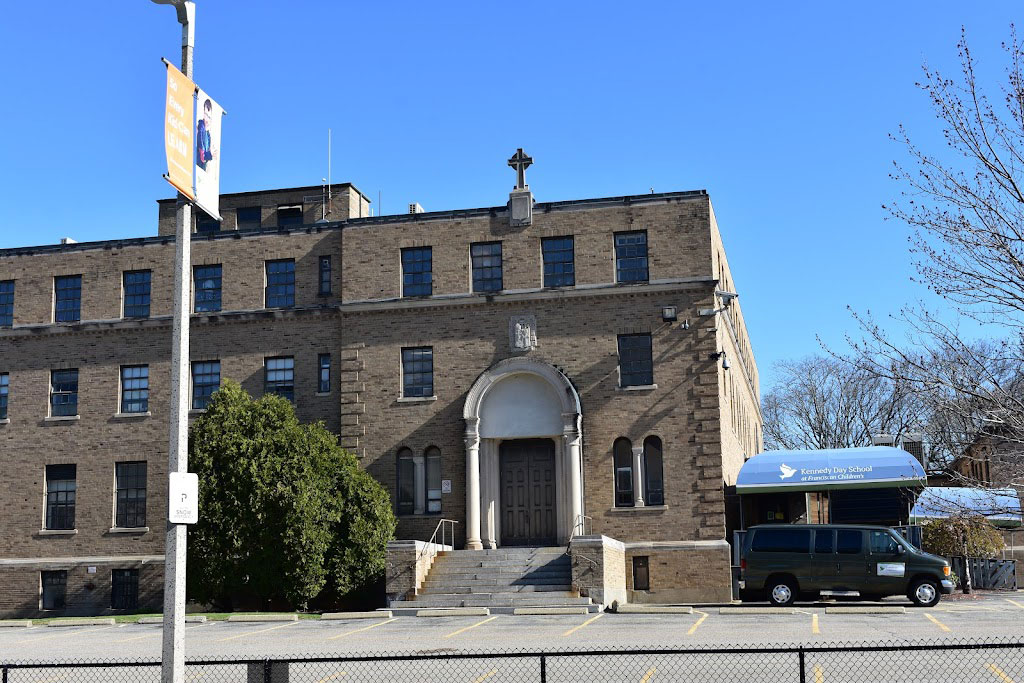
[
  {"xmin": 762, "ymin": 355, "xmax": 922, "ymax": 452},
  {"xmin": 844, "ymin": 27, "xmax": 1024, "ymax": 505}
]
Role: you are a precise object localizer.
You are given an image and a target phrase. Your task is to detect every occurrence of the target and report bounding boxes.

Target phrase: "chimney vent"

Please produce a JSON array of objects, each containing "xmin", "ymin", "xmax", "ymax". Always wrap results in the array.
[
  {"xmin": 60, "ymin": 237, "xmax": 77, "ymax": 245},
  {"xmin": 409, "ymin": 203, "xmax": 425, "ymax": 214}
]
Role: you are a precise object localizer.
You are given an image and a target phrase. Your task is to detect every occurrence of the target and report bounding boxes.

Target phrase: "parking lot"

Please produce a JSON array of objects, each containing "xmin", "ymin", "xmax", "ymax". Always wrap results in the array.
[{"xmin": 2, "ymin": 594, "xmax": 1024, "ymax": 665}]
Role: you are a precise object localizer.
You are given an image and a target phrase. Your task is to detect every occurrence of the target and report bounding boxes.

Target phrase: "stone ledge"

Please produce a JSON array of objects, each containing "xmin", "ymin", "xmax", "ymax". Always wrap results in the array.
[
  {"xmin": 0, "ymin": 620, "xmax": 32, "ymax": 627},
  {"xmin": 396, "ymin": 396, "xmax": 438, "ymax": 403},
  {"xmin": 825, "ymin": 606, "xmax": 906, "ymax": 614},
  {"xmin": 36, "ymin": 529, "xmax": 78, "ymax": 536},
  {"xmin": 416, "ymin": 608, "xmax": 490, "ymax": 617},
  {"xmin": 47, "ymin": 618, "xmax": 116, "ymax": 627},
  {"xmin": 321, "ymin": 611, "xmax": 392, "ymax": 620},
  {"xmin": 607, "ymin": 506, "xmax": 669, "ymax": 515},
  {"xmin": 107, "ymin": 527, "xmax": 149, "ymax": 535},
  {"xmin": 616, "ymin": 605, "xmax": 693, "ymax": 614},
  {"xmin": 622, "ymin": 540, "xmax": 730, "ymax": 552},
  {"xmin": 43, "ymin": 415, "xmax": 80, "ymax": 423},
  {"xmin": 225, "ymin": 614, "xmax": 298, "ymax": 622},
  {"xmin": 617, "ymin": 384, "xmax": 658, "ymax": 392},
  {"xmin": 112, "ymin": 412, "xmax": 152, "ymax": 419},
  {"xmin": 718, "ymin": 607, "xmax": 795, "ymax": 615}
]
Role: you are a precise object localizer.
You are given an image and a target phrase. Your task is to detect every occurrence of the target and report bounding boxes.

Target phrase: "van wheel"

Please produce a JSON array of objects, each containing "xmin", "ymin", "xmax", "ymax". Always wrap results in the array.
[
  {"xmin": 766, "ymin": 577, "xmax": 798, "ymax": 606},
  {"xmin": 908, "ymin": 578, "xmax": 940, "ymax": 607}
]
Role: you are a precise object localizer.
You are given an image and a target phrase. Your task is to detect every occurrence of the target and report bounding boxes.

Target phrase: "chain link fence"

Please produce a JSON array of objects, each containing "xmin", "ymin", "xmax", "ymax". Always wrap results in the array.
[{"xmin": 2, "ymin": 638, "xmax": 1023, "ymax": 682}]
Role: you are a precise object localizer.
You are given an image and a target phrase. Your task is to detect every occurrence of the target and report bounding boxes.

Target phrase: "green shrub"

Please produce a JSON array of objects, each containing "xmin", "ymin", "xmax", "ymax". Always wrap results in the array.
[{"xmin": 920, "ymin": 516, "xmax": 1005, "ymax": 558}]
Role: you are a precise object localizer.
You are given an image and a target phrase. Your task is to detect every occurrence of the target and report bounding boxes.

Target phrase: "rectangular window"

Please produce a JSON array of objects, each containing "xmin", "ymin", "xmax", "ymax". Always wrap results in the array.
[
  {"xmin": 837, "ymin": 529, "xmax": 863, "ymax": 554},
  {"xmin": 111, "ymin": 569, "xmax": 139, "ymax": 610},
  {"xmin": 236, "ymin": 206, "xmax": 261, "ymax": 230},
  {"xmin": 426, "ymin": 447, "xmax": 442, "ymax": 514},
  {"xmin": 277, "ymin": 205, "xmax": 303, "ymax": 228},
  {"xmin": 41, "ymin": 570, "xmax": 67, "ymax": 610},
  {"xmin": 397, "ymin": 451, "xmax": 415, "ymax": 515},
  {"xmin": 401, "ymin": 247, "xmax": 433, "ymax": 297},
  {"xmin": 614, "ymin": 439, "xmax": 634, "ymax": 508},
  {"xmin": 191, "ymin": 361, "xmax": 220, "ymax": 410},
  {"xmin": 401, "ymin": 347, "xmax": 434, "ymax": 398},
  {"xmin": 0, "ymin": 280, "xmax": 13, "ymax": 327},
  {"xmin": 195, "ymin": 210, "xmax": 220, "ymax": 233},
  {"xmin": 614, "ymin": 231, "xmax": 649, "ymax": 283},
  {"xmin": 542, "ymin": 236, "xmax": 575, "ymax": 288},
  {"xmin": 265, "ymin": 259, "xmax": 296, "ymax": 308},
  {"xmin": 264, "ymin": 357, "xmax": 295, "ymax": 402},
  {"xmin": 750, "ymin": 529, "xmax": 811, "ymax": 553},
  {"xmin": 643, "ymin": 438, "xmax": 664, "ymax": 506},
  {"xmin": 122, "ymin": 270, "xmax": 152, "ymax": 318},
  {"xmin": 50, "ymin": 369, "xmax": 79, "ymax": 417},
  {"xmin": 54, "ymin": 275, "xmax": 82, "ymax": 323},
  {"xmin": 814, "ymin": 530, "xmax": 834, "ymax": 554},
  {"xmin": 471, "ymin": 242, "xmax": 502, "ymax": 293},
  {"xmin": 869, "ymin": 530, "xmax": 901, "ymax": 555},
  {"xmin": 318, "ymin": 354, "xmax": 331, "ymax": 393},
  {"xmin": 0, "ymin": 373, "xmax": 7, "ymax": 420},
  {"xmin": 115, "ymin": 462, "xmax": 147, "ymax": 528},
  {"xmin": 45, "ymin": 464, "xmax": 76, "ymax": 530},
  {"xmin": 319, "ymin": 255, "xmax": 332, "ymax": 295},
  {"xmin": 120, "ymin": 365, "xmax": 149, "ymax": 414},
  {"xmin": 193, "ymin": 264, "xmax": 223, "ymax": 313},
  {"xmin": 632, "ymin": 556, "xmax": 650, "ymax": 591},
  {"xmin": 617, "ymin": 334, "xmax": 654, "ymax": 387}
]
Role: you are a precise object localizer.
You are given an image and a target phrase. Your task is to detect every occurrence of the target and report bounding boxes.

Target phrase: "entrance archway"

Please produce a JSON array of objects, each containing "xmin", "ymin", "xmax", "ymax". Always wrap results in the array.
[{"xmin": 463, "ymin": 358, "xmax": 584, "ymax": 549}]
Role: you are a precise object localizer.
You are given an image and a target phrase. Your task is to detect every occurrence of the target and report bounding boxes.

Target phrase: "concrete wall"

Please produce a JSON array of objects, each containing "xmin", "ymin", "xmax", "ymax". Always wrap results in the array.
[
  {"xmin": 624, "ymin": 540, "xmax": 733, "ymax": 603},
  {"xmin": 569, "ymin": 535, "xmax": 627, "ymax": 608},
  {"xmin": 384, "ymin": 540, "xmax": 451, "ymax": 603}
]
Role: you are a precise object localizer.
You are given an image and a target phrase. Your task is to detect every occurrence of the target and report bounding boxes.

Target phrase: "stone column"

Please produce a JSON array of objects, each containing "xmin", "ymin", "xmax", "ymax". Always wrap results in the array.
[
  {"xmin": 464, "ymin": 418, "xmax": 483, "ymax": 550},
  {"xmin": 413, "ymin": 455, "xmax": 426, "ymax": 515},
  {"xmin": 564, "ymin": 412, "xmax": 584, "ymax": 536},
  {"xmin": 632, "ymin": 445, "xmax": 645, "ymax": 507}
]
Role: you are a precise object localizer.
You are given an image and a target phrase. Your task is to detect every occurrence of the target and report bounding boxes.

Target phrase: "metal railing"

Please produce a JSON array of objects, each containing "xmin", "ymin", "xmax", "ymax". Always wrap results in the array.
[
  {"xmin": 4, "ymin": 638, "xmax": 1024, "ymax": 682},
  {"xmin": 417, "ymin": 518, "xmax": 458, "ymax": 565}
]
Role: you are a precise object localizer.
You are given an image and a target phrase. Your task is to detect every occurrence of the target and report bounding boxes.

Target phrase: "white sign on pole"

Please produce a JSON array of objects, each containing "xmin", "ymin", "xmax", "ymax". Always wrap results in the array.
[
  {"xmin": 168, "ymin": 472, "xmax": 199, "ymax": 524},
  {"xmin": 194, "ymin": 88, "xmax": 224, "ymax": 221}
]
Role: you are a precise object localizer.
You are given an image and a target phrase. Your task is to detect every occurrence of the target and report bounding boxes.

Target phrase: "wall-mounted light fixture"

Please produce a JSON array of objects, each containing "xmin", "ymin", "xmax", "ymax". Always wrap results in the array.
[
  {"xmin": 661, "ymin": 306, "xmax": 677, "ymax": 322},
  {"xmin": 710, "ymin": 350, "xmax": 730, "ymax": 370}
]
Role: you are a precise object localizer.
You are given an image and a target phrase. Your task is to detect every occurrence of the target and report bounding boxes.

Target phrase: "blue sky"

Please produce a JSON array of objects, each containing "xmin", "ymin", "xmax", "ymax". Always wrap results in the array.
[{"xmin": 0, "ymin": 1, "xmax": 1018, "ymax": 391}]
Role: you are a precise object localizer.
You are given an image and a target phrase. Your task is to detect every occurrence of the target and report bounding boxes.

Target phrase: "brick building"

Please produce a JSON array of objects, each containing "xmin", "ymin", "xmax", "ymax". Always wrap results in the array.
[{"xmin": 0, "ymin": 165, "xmax": 761, "ymax": 616}]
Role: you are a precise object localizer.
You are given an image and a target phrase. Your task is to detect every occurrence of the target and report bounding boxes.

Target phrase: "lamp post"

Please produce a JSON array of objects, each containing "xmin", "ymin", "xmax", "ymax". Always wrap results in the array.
[{"xmin": 150, "ymin": 2, "xmax": 195, "ymax": 682}]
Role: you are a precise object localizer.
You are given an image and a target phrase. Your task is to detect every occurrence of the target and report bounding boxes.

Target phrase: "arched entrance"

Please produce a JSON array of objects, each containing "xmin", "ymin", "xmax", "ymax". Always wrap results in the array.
[{"xmin": 463, "ymin": 358, "xmax": 584, "ymax": 549}]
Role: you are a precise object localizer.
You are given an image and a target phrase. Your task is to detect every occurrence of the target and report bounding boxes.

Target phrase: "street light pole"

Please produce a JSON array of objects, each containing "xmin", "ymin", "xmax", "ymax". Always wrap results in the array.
[{"xmin": 151, "ymin": 2, "xmax": 195, "ymax": 682}]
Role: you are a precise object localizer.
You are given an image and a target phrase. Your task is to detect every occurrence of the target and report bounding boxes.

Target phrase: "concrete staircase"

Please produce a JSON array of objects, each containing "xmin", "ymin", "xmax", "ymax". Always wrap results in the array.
[{"xmin": 389, "ymin": 546, "xmax": 599, "ymax": 614}]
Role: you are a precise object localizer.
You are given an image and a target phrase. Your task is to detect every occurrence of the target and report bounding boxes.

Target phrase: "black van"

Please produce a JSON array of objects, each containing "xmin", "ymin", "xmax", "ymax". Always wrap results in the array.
[{"xmin": 739, "ymin": 524, "xmax": 954, "ymax": 607}]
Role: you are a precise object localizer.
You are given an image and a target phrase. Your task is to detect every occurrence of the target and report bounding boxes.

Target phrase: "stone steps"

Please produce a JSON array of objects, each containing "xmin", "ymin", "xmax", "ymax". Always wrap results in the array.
[
  {"xmin": 420, "ymin": 584, "xmax": 574, "ymax": 594},
  {"xmin": 399, "ymin": 546, "xmax": 594, "ymax": 613}
]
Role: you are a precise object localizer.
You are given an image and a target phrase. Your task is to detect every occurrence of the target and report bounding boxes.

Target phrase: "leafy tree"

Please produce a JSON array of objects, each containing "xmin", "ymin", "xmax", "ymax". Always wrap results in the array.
[
  {"xmin": 921, "ymin": 516, "xmax": 1005, "ymax": 559},
  {"xmin": 186, "ymin": 380, "xmax": 396, "ymax": 609}
]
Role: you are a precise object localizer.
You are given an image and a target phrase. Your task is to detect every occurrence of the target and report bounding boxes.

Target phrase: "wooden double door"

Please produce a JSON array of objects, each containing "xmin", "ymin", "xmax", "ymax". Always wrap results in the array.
[{"xmin": 499, "ymin": 439, "xmax": 557, "ymax": 546}]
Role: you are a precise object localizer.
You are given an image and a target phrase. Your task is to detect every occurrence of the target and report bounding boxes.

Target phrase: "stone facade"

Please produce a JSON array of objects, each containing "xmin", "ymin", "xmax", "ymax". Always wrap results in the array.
[{"xmin": 0, "ymin": 183, "xmax": 762, "ymax": 616}]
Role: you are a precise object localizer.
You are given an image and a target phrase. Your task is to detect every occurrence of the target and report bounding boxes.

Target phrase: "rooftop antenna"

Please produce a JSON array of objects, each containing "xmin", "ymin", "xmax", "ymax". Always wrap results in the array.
[
  {"xmin": 327, "ymin": 128, "xmax": 332, "ymax": 217},
  {"xmin": 378, "ymin": 190, "xmax": 381, "ymax": 217},
  {"xmin": 321, "ymin": 178, "xmax": 327, "ymax": 221}
]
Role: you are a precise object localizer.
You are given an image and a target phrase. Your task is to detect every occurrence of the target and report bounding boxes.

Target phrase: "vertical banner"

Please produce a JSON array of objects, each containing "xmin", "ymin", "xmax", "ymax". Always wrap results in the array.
[
  {"xmin": 194, "ymin": 89, "xmax": 224, "ymax": 220},
  {"xmin": 163, "ymin": 60, "xmax": 196, "ymax": 200}
]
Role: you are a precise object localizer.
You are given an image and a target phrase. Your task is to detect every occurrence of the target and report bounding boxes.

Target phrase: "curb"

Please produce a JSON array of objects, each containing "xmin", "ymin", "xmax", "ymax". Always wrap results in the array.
[
  {"xmin": 825, "ymin": 606, "xmax": 906, "ymax": 614},
  {"xmin": 322, "ymin": 611, "xmax": 393, "ymax": 620},
  {"xmin": 513, "ymin": 607, "xmax": 589, "ymax": 615},
  {"xmin": 719, "ymin": 607, "xmax": 795, "ymax": 615},
  {"xmin": 416, "ymin": 608, "xmax": 490, "ymax": 617},
  {"xmin": 47, "ymin": 618, "xmax": 116, "ymax": 627},
  {"xmin": 0, "ymin": 620, "xmax": 32, "ymax": 628},
  {"xmin": 225, "ymin": 614, "xmax": 299, "ymax": 623},
  {"xmin": 137, "ymin": 616, "xmax": 208, "ymax": 624},
  {"xmin": 616, "ymin": 605, "xmax": 693, "ymax": 614}
]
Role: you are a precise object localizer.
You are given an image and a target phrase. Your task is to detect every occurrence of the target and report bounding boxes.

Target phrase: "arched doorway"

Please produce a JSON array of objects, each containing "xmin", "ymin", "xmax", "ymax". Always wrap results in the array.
[{"xmin": 463, "ymin": 358, "xmax": 584, "ymax": 549}]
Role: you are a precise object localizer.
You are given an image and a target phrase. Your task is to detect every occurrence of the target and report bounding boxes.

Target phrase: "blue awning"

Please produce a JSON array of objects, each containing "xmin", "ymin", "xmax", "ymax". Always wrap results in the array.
[
  {"xmin": 910, "ymin": 487, "xmax": 1022, "ymax": 527},
  {"xmin": 736, "ymin": 446, "xmax": 927, "ymax": 494}
]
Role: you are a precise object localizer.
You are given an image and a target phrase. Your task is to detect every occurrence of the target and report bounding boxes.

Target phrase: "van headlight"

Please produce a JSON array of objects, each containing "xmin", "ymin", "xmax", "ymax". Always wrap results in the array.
[{"xmin": 943, "ymin": 566, "xmax": 951, "ymax": 576}]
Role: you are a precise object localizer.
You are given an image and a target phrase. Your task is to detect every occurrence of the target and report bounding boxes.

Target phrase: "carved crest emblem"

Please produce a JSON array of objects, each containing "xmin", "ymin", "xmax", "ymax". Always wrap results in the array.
[{"xmin": 509, "ymin": 315, "xmax": 538, "ymax": 351}]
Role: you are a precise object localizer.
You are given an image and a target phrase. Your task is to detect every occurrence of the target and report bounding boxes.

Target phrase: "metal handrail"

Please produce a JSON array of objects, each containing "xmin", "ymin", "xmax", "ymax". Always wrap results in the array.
[
  {"xmin": 418, "ymin": 518, "xmax": 459, "ymax": 564},
  {"xmin": 566, "ymin": 514, "xmax": 594, "ymax": 557}
]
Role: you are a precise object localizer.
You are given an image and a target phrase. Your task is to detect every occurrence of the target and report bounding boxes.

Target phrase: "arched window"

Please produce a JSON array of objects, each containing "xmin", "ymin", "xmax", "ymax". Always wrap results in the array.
[
  {"xmin": 643, "ymin": 436, "xmax": 664, "ymax": 506},
  {"xmin": 614, "ymin": 438, "xmax": 634, "ymax": 507},
  {"xmin": 396, "ymin": 447, "xmax": 415, "ymax": 515},
  {"xmin": 425, "ymin": 446, "xmax": 442, "ymax": 513}
]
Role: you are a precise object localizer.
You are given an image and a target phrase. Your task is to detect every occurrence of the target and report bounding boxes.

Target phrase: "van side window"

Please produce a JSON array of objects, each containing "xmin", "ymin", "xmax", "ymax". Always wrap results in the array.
[
  {"xmin": 750, "ymin": 529, "xmax": 811, "ymax": 553},
  {"xmin": 814, "ymin": 530, "xmax": 834, "ymax": 554},
  {"xmin": 837, "ymin": 530, "xmax": 862, "ymax": 554},
  {"xmin": 870, "ymin": 531, "xmax": 900, "ymax": 555}
]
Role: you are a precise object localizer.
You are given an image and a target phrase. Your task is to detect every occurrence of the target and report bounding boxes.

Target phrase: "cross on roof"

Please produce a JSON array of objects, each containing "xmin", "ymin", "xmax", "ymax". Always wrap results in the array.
[{"xmin": 508, "ymin": 148, "xmax": 533, "ymax": 190}]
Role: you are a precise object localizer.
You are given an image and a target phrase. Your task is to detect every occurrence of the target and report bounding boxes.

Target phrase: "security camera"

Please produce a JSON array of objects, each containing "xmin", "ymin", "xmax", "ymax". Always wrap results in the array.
[{"xmin": 715, "ymin": 290, "xmax": 739, "ymax": 303}]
